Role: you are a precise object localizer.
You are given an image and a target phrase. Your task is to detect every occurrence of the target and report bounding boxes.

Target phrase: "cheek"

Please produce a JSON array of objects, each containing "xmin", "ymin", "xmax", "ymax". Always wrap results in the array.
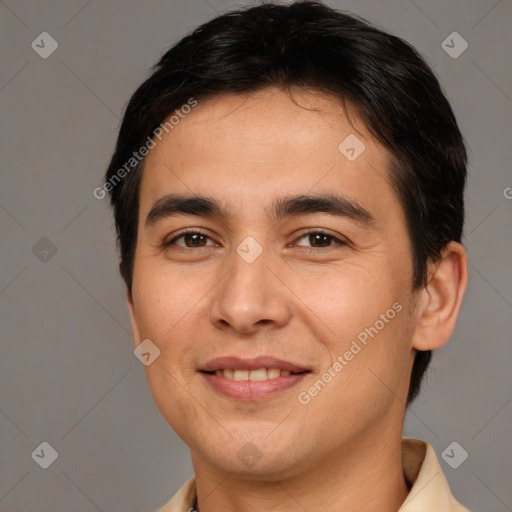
[
  {"xmin": 336, "ymin": 302, "xmax": 414, "ymax": 405},
  {"xmin": 288, "ymin": 260, "xmax": 413, "ymax": 399},
  {"xmin": 131, "ymin": 262, "xmax": 202, "ymax": 342},
  {"xmin": 144, "ymin": 359, "xmax": 205, "ymax": 446},
  {"xmin": 132, "ymin": 265, "xmax": 206, "ymax": 430},
  {"xmin": 301, "ymin": 308, "xmax": 413, "ymax": 428},
  {"xmin": 286, "ymin": 261, "xmax": 400, "ymax": 343}
]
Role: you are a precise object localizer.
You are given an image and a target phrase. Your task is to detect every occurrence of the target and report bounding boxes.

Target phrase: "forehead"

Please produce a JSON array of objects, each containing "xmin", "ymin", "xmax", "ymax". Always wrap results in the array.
[{"xmin": 139, "ymin": 87, "xmax": 398, "ymax": 222}]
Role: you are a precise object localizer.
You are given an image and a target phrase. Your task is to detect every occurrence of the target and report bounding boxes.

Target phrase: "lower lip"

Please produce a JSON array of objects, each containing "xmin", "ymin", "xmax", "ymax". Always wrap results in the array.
[{"xmin": 200, "ymin": 372, "xmax": 309, "ymax": 400}]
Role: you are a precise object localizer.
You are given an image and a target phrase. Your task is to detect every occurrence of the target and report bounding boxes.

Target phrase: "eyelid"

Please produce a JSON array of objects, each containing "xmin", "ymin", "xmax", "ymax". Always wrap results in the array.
[
  {"xmin": 292, "ymin": 229, "xmax": 349, "ymax": 248},
  {"xmin": 163, "ymin": 228, "xmax": 218, "ymax": 248},
  {"xmin": 162, "ymin": 228, "xmax": 349, "ymax": 250}
]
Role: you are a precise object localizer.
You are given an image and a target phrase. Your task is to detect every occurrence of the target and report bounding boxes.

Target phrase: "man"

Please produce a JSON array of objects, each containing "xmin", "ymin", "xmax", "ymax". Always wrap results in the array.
[{"xmin": 104, "ymin": 2, "xmax": 469, "ymax": 510}]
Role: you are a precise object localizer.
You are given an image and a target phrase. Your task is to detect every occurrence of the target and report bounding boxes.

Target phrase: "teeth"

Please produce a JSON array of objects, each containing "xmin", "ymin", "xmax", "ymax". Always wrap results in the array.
[
  {"xmin": 233, "ymin": 369, "xmax": 249, "ymax": 381},
  {"xmin": 214, "ymin": 368, "xmax": 297, "ymax": 381},
  {"xmin": 267, "ymin": 368, "xmax": 281, "ymax": 379},
  {"xmin": 249, "ymin": 368, "xmax": 267, "ymax": 381}
]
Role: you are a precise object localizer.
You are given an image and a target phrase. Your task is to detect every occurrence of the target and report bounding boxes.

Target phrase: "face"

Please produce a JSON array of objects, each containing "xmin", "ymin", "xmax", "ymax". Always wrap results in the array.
[{"xmin": 128, "ymin": 87, "xmax": 419, "ymax": 478}]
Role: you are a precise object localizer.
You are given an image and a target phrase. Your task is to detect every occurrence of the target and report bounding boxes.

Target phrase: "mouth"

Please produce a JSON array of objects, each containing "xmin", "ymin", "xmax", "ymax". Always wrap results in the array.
[
  {"xmin": 203, "ymin": 368, "xmax": 303, "ymax": 381},
  {"xmin": 199, "ymin": 356, "xmax": 311, "ymax": 400}
]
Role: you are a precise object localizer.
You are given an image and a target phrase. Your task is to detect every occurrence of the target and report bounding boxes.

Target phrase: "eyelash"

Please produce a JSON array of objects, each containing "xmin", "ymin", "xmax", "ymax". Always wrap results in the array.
[{"xmin": 162, "ymin": 229, "xmax": 349, "ymax": 251}]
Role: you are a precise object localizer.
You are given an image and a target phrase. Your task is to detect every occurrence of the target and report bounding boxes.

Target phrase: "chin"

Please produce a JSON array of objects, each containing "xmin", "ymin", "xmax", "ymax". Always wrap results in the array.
[
  {"xmin": 191, "ymin": 433, "xmax": 307, "ymax": 479},
  {"xmin": 205, "ymin": 453, "xmax": 300, "ymax": 479}
]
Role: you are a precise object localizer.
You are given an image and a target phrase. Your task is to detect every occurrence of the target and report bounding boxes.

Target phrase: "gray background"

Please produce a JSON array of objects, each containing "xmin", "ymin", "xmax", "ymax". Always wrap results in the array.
[{"xmin": 0, "ymin": 0, "xmax": 511, "ymax": 510}]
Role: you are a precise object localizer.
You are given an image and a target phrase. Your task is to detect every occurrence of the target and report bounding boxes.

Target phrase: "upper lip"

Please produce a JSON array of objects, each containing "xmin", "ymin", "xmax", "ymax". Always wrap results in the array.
[{"xmin": 200, "ymin": 356, "xmax": 310, "ymax": 373}]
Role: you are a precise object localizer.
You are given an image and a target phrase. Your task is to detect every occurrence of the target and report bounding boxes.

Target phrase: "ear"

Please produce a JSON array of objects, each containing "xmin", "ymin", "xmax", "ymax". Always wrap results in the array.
[
  {"xmin": 411, "ymin": 241, "xmax": 468, "ymax": 351},
  {"xmin": 126, "ymin": 287, "xmax": 142, "ymax": 350}
]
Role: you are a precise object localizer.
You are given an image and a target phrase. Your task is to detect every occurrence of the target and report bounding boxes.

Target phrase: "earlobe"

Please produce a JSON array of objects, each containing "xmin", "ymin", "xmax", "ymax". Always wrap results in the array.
[
  {"xmin": 126, "ymin": 288, "xmax": 141, "ymax": 349},
  {"xmin": 412, "ymin": 242, "xmax": 468, "ymax": 351}
]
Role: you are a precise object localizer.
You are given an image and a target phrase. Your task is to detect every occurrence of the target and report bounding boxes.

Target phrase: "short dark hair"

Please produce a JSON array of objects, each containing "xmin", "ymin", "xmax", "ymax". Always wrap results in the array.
[{"xmin": 105, "ymin": 0, "xmax": 467, "ymax": 404}]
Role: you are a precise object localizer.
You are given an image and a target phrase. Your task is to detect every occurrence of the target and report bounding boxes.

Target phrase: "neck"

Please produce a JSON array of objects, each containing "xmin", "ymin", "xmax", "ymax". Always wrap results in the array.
[{"xmin": 191, "ymin": 431, "xmax": 409, "ymax": 512}]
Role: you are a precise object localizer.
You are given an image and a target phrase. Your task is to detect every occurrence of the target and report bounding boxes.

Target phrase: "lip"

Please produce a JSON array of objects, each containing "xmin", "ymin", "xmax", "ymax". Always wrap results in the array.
[
  {"xmin": 199, "ymin": 356, "xmax": 311, "ymax": 401},
  {"xmin": 200, "ymin": 356, "xmax": 309, "ymax": 373},
  {"xmin": 201, "ymin": 372, "xmax": 309, "ymax": 401}
]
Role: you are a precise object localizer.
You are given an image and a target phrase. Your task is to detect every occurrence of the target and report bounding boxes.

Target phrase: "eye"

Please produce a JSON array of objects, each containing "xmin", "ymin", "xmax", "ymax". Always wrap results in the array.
[
  {"xmin": 294, "ymin": 230, "xmax": 347, "ymax": 249},
  {"xmin": 162, "ymin": 229, "xmax": 347, "ymax": 251},
  {"xmin": 164, "ymin": 230, "xmax": 217, "ymax": 249}
]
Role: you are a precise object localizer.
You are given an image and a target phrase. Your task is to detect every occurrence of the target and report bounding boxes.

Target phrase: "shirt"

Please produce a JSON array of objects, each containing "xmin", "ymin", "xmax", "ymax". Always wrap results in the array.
[{"xmin": 157, "ymin": 438, "xmax": 470, "ymax": 512}]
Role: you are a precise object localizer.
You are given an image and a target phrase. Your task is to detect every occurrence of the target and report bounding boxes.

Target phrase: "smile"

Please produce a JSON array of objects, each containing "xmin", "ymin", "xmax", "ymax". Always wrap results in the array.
[
  {"xmin": 199, "ymin": 356, "xmax": 311, "ymax": 400},
  {"xmin": 211, "ymin": 368, "xmax": 295, "ymax": 381}
]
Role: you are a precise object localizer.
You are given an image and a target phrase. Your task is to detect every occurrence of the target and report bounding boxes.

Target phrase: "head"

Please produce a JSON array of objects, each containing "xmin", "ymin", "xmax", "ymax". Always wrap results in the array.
[{"xmin": 104, "ymin": 1, "xmax": 467, "ymax": 476}]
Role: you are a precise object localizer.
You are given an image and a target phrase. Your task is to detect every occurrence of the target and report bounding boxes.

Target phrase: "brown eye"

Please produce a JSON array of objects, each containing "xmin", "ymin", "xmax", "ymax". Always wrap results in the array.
[
  {"xmin": 296, "ymin": 231, "xmax": 345, "ymax": 249},
  {"xmin": 182, "ymin": 233, "xmax": 208, "ymax": 247},
  {"xmin": 165, "ymin": 231, "xmax": 216, "ymax": 248},
  {"xmin": 308, "ymin": 233, "xmax": 331, "ymax": 247}
]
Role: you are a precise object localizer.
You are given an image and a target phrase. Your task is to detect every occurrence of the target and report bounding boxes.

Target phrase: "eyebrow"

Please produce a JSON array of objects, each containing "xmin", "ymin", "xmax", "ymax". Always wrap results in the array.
[{"xmin": 145, "ymin": 193, "xmax": 376, "ymax": 228}]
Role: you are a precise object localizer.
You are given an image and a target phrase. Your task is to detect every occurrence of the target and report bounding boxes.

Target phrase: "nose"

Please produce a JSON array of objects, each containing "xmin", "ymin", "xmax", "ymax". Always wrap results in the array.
[{"xmin": 209, "ymin": 245, "xmax": 292, "ymax": 335}]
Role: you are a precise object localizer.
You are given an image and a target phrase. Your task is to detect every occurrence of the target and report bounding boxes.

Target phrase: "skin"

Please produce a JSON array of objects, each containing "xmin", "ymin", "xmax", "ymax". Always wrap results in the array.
[{"xmin": 127, "ymin": 87, "xmax": 467, "ymax": 512}]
